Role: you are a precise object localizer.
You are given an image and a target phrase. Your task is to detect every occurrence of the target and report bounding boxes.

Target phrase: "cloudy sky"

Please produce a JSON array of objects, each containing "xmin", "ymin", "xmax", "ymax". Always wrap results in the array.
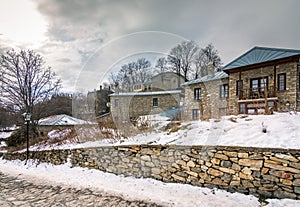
[{"xmin": 0, "ymin": 0, "xmax": 300, "ymax": 92}]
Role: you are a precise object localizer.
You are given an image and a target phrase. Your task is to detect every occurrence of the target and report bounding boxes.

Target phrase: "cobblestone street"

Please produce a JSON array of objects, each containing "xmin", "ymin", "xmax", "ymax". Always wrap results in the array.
[{"xmin": 0, "ymin": 172, "xmax": 164, "ymax": 207}]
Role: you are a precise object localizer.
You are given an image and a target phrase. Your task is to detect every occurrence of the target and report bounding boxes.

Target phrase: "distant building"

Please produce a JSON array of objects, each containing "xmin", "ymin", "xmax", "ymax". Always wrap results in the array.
[
  {"xmin": 38, "ymin": 114, "xmax": 96, "ymax": 135},
  {"xmin": 86, "ymin": 85, "xmax": 113, "ymax": 118},
  {"xmin": 223, "ymin": 46, "xmax": 300, "ymax": 114},
  {"xmin": 109, "ymin": 72, "xmax": 184, "ymax": 124}
]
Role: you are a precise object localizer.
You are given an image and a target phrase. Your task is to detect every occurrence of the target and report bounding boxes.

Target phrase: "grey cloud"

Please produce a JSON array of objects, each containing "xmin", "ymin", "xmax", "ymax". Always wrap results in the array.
[{"xmin": 31, "ymin": 0, "xmax": 300, "ymax": 91}]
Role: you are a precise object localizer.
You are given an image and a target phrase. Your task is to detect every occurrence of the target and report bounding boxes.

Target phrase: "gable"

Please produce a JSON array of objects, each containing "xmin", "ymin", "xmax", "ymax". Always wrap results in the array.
[{"xmin": 223, "ymin": 46, "xmax": 300, "ymax": 71}]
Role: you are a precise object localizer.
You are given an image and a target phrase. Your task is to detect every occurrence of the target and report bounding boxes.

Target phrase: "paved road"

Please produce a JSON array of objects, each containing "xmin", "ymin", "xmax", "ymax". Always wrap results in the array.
[{"xmin": 0, "ymin": 172, "xmax": 164, "ymax": 207}]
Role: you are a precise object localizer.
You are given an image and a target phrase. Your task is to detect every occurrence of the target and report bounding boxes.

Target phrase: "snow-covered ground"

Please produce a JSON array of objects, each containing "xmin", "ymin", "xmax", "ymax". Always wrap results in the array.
[
  {"xmin": 0, "ymin": 158, "xmax": 299, "ymax": 207},
  {"xmin": 26, "ymin": 112, "xmax": 300, "ymax": 151}
]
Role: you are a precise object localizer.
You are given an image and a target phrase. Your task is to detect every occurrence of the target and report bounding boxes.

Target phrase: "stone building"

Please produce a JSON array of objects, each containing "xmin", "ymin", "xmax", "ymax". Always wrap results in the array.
[
  {"xmin": 110, "ymin": 90, "xmax": 182, "ymax": 123},
  {"xmin": 109, "ymin": 72, "xmax": 184, "ymax": 124},
  {"xmin": 86, "ymin": 85, "xmax": 113, "ymax": 118},
  {"xmin": 182, "ymin": 71, "xmax": 228, "ymax": 120},
  {"xmin": 223, "ymin": 46, "xmax": 300, "ymax": 114}
]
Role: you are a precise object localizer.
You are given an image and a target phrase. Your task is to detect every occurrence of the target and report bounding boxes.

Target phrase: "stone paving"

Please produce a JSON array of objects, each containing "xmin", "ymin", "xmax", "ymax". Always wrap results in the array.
[{"xmin": 0, "ymin": 172, "xmax": 164, "ymax": 207}]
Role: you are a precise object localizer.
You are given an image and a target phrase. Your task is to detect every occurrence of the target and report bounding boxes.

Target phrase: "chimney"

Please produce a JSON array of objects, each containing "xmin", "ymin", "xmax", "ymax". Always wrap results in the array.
[
  {"xmin": 100, "ymin": 85, "xmax": 102, "ymax": 91},
  {"xmin": 207, "ymin": 62, "xmax": 215, "ymax": 76}
]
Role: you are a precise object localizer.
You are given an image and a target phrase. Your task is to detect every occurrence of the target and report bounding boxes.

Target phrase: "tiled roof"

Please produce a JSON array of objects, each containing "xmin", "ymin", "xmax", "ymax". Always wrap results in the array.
[
  {"xmin": 181, "ymin": 71, "xmax": 228, "ymax": 86},
  {"xmin": 223, "ymin": 46, "xmax": 300, "ymax": 71},
  {"xmin": 38, "ymin": 114, "xmax": 95, "ymax": 126},
  {"xmin": 109, "ymin": 90, "xmax": 182, "ymax": 97}
]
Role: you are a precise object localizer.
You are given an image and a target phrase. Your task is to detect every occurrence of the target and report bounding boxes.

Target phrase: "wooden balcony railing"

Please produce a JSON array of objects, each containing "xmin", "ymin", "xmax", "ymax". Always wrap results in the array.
[{"xmin": 238, "ymin": 86, "xmax": 276, "ymax": 100}]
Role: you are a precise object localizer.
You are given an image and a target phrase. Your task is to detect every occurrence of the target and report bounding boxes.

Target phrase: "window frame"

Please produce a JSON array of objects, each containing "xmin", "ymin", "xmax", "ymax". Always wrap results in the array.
[
  {"xmin": 153, "ymin": 98, "xmax": 158, "ymax": 107},
  {"xmin": 194, "ymin": 88, "xmax": 201, "ymax": 101},
  {"xmin": 236, "ymin": 80, "xmax": 243, "ymax": 96},
  {"xmin": 192, "ymin": 109, "xmax": 200, "ymax": 120},
  {"xmin": 220, "ymin": 84, "xmax": 229, "ymax": 99},
  {"xmin": 114, "ymin": 99, "xmax": 119, "ymax": 107},
  {"xmin": 277, "ymin": 73, "xmax": 286, "ymax": 91}
]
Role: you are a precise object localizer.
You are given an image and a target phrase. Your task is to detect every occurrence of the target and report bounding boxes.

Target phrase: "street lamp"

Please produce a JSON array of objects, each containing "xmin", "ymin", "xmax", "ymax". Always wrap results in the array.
[{"xmin": 24, "ymin": 112, "xmax": 31, "ymax": 164}]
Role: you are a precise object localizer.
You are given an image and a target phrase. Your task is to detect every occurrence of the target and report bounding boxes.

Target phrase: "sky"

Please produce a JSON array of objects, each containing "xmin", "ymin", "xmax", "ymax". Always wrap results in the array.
[{"xmin": 0, "ymin": 0, "xmax": 300, "ymax": 92}]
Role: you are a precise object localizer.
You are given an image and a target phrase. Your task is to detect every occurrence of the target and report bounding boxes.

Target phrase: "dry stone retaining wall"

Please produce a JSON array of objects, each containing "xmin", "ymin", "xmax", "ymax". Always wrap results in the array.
[{"xmin": 1, "ymin": 145, "xmax": 300, "ymax": 200}]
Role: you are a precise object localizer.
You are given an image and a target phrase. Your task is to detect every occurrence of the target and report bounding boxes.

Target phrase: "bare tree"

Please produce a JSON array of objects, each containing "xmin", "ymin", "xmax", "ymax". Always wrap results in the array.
[
  {"xmin": 109, "ymin": 58, "xmax": 152, "ymax": 92},
  {"xmin": 155, "ymin": 57, "xmax": 168, "ymax": 74},
  {"xmin": 167, "ymin": 40, "xmax": 199, "ymax": 81},
  {"xmin": 194, "ymin": 43, "xmax": 222, "ymax": 78},
  {"xmin": 0, "ymin": 49, "xmax": 61, "ymax": 120}
]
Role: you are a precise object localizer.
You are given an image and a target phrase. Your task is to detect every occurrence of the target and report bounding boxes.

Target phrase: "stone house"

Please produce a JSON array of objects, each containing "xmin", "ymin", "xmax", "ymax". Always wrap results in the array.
[
  {"xmin": 110, "ymin": 90, "xmax": 182, "ymax": 123},
  {"xmin": 109, "ymin": 72, "xmax": 184, "ymax": 124},
  {"xmin": 182, "ymin": 71, "xmax": 229, "ymax": 120},
  {"xmin": 223, "ymin": 46, "xmax": 300, "ymax": 114}
]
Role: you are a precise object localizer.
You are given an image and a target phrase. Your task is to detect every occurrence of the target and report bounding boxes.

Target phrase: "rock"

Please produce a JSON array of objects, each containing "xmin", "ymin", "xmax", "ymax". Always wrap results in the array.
[
  {"xmin": 221, "ymin": 161, "xmax": 232, "ymax": 168},
  {"xmin": 239, "ymin": 172, "xmax": 253, "ymax": 180},
  {"xmin": 238, "ymin": 152, "xmax": 248, "ymax": 158},
  {"xmin": 224, "ymin": 151, "xmax": 238, "ymax": 157},
  {"xmin": 232, "ymin": 163, "xmax": 241, "ymax": 171},
  {"xmin": 214, "ymin": 153, "xmax": 229, "ymax": 160},
  {"xmin": 171, "ymin": 174, "xmax": 186, "ymax": 182},
  {"xmin": 219, "ymin": 167, "xmax": 235, "ymax": 174},
  {"xmin": 208, "ymin": 168, "xmax": 224, "ymax": 177},
  {"xmin": 187, "ymin": 160, "xmax": 196, "ymax": 167},
  {"xmin": 242, "ymin": 180, "xmax": 254, "ymax": 188},
  {"xmin": 264, "ymin": 163, "xmax": 300, "ymax": 174},
  {"xmin": 211, "ymin": 158, "xmax": 220, "ymax": 165},
  {"xmin": 275, "ymin": 153, "xmax": 298, "ymax": 162},
  {"xmin": 241, "ymin": 167, "xmax": 252, "ymax": 175},
  {"xmin": 294, "ymin": 187, "xmax": 300, "ymax": 194},
  {"xmin": 239, "ymin": 159, "xmax": 263, "ymax": 169},
  {"xmin": 140, "ymin": 155, "xmax": 151, "ymax": 162},
  {"xmin": 274, "ymin": 190, "xmax": 297, "ymax": 199},
  {"xmin": 293, "ymin": 179, "xmax": 300, "ymax": 186}
]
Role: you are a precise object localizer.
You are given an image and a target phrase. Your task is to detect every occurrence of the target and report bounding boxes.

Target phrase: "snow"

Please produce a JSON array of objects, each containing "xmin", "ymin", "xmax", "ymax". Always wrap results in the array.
[
  {"xmin": 0, "ymin": 158, "xmax": 299, "ymax": 207},
  {"xmin": 38, "ymin": 114, "xmax": 96, "ymax": 126},
  {"xmin": 28, "ymin": 112, "xmax": 300, "ymax": 151},
  {"xmin": 0, "ymin": 131, "xmax": 13, "ymax": 139}
]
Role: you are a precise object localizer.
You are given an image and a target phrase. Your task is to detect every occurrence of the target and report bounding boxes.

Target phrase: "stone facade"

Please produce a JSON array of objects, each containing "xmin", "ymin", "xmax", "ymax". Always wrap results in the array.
[
  {"xmin": 183, "ymin": 72, "xmax": 229, "ymax": 120},
  {"xmin": 224, "ymin": 47, "xmax": 300, "ymax": 115},
  {"xmin": 227, "ymin": 61, "xmax": 300, "ymax": 114},
  {"xmin": 110, "ymin": 91, "xmax": 182, "ymax": 123},
  {"xmin": 2, "ymin": 145, "xmax": 300, "ymax": 200}
]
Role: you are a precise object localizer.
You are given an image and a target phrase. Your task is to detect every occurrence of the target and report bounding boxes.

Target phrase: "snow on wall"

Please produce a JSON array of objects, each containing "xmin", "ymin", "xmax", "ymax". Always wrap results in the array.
[{"xmin": 2, "ymin": 145, "xmax": 300, "ymax": 200}]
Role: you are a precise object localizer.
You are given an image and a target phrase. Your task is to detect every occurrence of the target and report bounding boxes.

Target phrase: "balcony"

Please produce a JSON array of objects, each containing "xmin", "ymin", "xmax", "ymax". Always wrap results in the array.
[{"xmin": 238, "ymin": 86, "xmax": 276, "ymax": 100}]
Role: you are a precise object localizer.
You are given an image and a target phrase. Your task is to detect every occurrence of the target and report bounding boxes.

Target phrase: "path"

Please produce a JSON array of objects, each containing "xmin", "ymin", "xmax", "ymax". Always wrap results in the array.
[{"xmin": 0, "ymin": 172, "xmax": 163, "ymax": 207}]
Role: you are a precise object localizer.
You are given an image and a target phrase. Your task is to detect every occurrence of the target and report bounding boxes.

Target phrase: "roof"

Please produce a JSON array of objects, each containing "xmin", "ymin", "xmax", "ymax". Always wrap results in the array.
[
  {"xmin": 38, "ymin": 114, "xmax": 95, "ymax": 126},
  {"xmin": 109, "ymin": 90, "xmax": 182, "ymax": 97},
  {"xmin": 223, "ymin": 46, "xmax": 300, "ymax": 71},
  {"xmin": 181, "ymin": 71, "xmax": 228, "ymax": 86}
]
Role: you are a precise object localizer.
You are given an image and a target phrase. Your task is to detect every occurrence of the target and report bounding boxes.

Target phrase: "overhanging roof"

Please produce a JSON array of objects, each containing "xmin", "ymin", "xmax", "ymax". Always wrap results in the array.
[
  {"xmin": 182, "ymin": 71, "xmax": 228, "ymax": 86},
  {"xmin": 109, "ymin": 90, "xmax": 182, "ymax": 97},
  {"xmin": 223, "ymin": 46, "xmax": 300, "ymax": 71}
]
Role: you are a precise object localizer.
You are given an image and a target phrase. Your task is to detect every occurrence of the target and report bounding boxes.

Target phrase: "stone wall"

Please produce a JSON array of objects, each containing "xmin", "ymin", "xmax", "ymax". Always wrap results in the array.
[{"xmin": 1, "ymin": 145, "xmax": 300, "ymax": 200}]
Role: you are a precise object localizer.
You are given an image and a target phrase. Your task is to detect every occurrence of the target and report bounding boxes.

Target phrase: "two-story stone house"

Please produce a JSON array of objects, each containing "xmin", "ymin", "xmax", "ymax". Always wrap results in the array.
[
  {"xmin": 223, "ymin": 46, "xmax": 300, "ymax": 114},
  {"xmin": 109, "ymin": 72, "xmax": 185, "ymax": 124},
  {"xmin": 182, "ymin": 70, "xmax": 228, "ymax": 120}
]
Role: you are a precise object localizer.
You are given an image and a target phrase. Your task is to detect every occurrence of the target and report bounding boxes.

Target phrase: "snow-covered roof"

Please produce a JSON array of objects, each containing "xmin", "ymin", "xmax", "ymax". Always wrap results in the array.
[
  {"xmin": 223, "ymin": 46, "xmax": 300, "ymax": 71},
  {"xmin": 38, "ymin": 114, "xmax": 95, "ymax": 126},
  {"xmin": 182, "ymin": 71, "xmax": 228, "ymax": 86},
  {"xmin": 109, "ymin": 90, "xmax": 182, "ymax": 97}
]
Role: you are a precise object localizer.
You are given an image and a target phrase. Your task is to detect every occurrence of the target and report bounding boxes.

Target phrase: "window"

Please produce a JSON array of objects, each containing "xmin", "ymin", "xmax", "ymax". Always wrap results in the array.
[
  {"xmin": 250, "ymin": 77, "xmax": 268, "ymax": 93},
  {"xmin": 115, "ymin": 99, "xmax": 119, "ymax": 107},
  {"xmin": 220, "ymin": 84, "xmax": 229, "ymax": 98},
  {"xmin": 239, "ymin": 103, "xmax": 246, "ymax": 114},
  {"xmin": 192, "ymin": 109, "xmax": 200, "ymax": 120},
  {"xmin": 236, "ymin": 80, "xmax": 243, "ymax": 96},
  {"xmin": 153, "ymin": 98, "xmax": 158, "ymax": 107},
  {"xmin": 278, "ymin": 73, "xmax": 286, "ymax": 91},
  {"xmin": 194, "ymin": 88, "xmax": 201, "ymax": 100}
]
